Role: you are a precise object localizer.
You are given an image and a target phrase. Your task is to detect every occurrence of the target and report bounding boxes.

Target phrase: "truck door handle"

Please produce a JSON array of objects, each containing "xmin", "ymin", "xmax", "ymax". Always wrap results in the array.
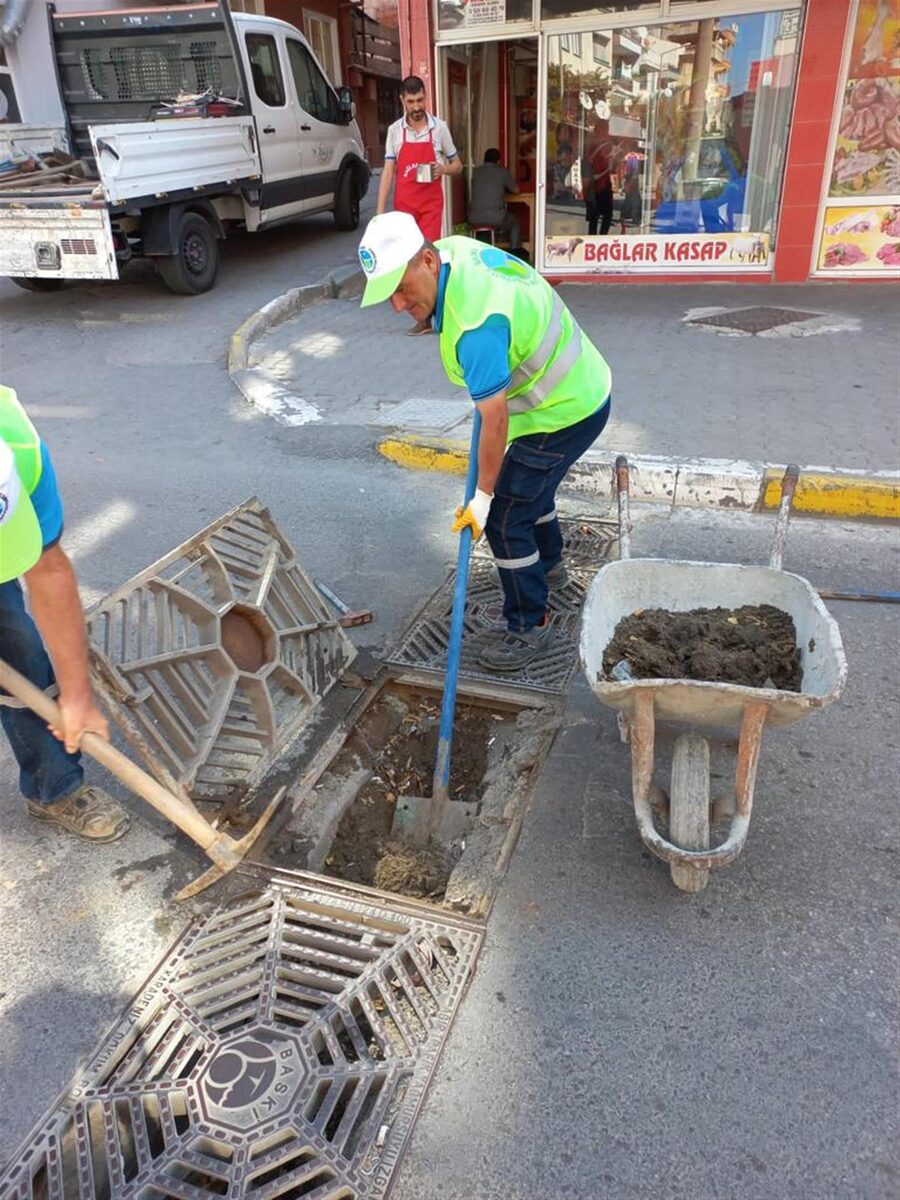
[
  {"xmin": 300, "ymin": 124, "xmax": 311, "ymax": 131},
  {"xmin": 263, "ymin": 125, "xmax": 276, "ymax": 134}
]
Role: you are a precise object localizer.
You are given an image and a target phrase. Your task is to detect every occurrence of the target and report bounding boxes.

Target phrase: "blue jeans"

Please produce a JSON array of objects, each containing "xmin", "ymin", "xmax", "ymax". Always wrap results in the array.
[
  {"xmin": 0, "ymin": 579, "xmax": 83, "ymax": 805},
  {"xmin": 485, "ymin": 399, "xmax": 611, "ymax": 632}
]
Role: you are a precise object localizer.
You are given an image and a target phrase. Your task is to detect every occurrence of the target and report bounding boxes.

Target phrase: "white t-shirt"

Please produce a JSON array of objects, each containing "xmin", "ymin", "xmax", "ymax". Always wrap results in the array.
[{"xmin": 384, "ymin": 113, "xmax": 459, "ymax": 163}]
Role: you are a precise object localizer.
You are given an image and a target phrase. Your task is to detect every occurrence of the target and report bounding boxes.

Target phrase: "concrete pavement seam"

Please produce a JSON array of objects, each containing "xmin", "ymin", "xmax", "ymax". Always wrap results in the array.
[{"xmin": 377, "ymin": 434, "xmax": 900, "ymax": 521}]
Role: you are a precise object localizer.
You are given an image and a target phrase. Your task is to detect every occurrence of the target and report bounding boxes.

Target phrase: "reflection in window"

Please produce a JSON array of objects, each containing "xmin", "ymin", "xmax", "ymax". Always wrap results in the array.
[
  {"xmin": 545, "ymin": 12, "xmax": 798, "ymax": 247},
  {"xmin": 246, "ymin": 33, "xmax": 285, "ymax": 108},
  {"xmin": 541, "ymin": 1, "xmax": 658, "ymax": 18},
  {"xmin": 286, "ymin": 39, "xmax": 343, "ymax": 124}
]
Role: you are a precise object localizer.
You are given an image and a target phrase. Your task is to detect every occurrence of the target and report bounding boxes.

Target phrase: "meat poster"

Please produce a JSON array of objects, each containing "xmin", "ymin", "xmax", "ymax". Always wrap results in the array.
[
  {"xmin": 830, "ymin": 76, "xmax": 900, "ymax": 197},
  {"xmin": 817, "ymin": 204, "xmax": 900, "ymax": 272}
]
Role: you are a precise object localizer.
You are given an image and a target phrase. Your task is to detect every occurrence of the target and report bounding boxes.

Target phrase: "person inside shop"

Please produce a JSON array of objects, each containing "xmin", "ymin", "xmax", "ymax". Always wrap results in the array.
[
  {"xmin": 376, "ymin": 75, "xmax": 463, "ymax": 335},
  {"xmin": 549, "ymin": 141, "xmax": 577, "ymax": 202},
  {"xmin": 582, "ymin": 118, "xmax": 615, "ymax": 236},
  {"xmin": 468, "ymin": 149, "xmax": 523, "ymax": 256}
]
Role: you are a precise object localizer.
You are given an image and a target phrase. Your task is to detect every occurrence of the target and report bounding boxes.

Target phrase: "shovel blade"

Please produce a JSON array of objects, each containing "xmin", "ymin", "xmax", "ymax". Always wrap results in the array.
[{"xmin": 391, "ymin": 795, "xmax": 477, "ymax": 849}]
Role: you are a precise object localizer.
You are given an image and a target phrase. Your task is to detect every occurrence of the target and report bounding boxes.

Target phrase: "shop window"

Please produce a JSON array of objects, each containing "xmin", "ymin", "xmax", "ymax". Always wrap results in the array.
[
  {"xmin": 286, "ymin": 38, "xmax": 343, "ymax": 124},
  {"xmin": 437, "ymin": 0, "xmax": 532, "ymax": 36},
  {"xmin": 541, "ymin": 1, "xmax": 658, "ymax": 19},
  {"xmin": 544, "ymin": 11, "xmax": 798, "ymax": 270},
  {"xmin": 246, "ymin": 33, "xmax": 285, "ymax": 108}
]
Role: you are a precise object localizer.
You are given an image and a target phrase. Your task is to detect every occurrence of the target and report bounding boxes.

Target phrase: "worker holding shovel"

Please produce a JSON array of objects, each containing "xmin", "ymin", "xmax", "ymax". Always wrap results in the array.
[
  {"xmin": 357, "ymin": 212, "xmax": 612, "ymax": 672},
  {"xmin": 0, "ymin": 385, "xmax": 130, "ymax": 841}
]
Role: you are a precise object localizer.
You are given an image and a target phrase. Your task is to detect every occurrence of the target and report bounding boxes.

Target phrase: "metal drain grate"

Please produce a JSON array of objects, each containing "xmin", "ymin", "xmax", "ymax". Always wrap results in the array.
[
  {"xmin": 0, "ymin": 875, "xmax": 482, "ymax": 1199},
  {"xmin": 387, "ymin": 518, "xmax": 617, "ymax": 694},
  {"xmin": 688, "ymin": 306, "xmax": 822, "ymax": 334},
  {"xmin": 86, "ymin": 500, "xmax": 355, "ymax": 804}
]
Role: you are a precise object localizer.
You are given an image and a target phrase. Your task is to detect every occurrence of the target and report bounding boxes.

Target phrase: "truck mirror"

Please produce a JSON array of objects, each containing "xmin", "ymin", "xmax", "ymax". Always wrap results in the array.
[{"xmin": 338, "ymin": 86, "xmax": 354, "ymax": 121}]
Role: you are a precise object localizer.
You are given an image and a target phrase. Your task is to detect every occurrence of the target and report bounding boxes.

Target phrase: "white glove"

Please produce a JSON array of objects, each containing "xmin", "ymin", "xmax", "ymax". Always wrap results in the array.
[{"xmin": 452, "ymin": 488, "xmax": 493, "ymax": 539}]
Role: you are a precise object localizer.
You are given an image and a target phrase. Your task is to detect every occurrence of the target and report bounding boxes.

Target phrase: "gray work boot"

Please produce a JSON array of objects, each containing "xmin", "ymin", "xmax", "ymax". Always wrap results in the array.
[
  {"xmin": 478, "ymin": 621, "xmax": 553, "ymax": 672},
  {"xmin": 545, "ymin": 560, "xmax": 569, "ymax": 590},
  {"xmin": 27, "ymin": 785, "xmax": 130, "ymax": 843}
]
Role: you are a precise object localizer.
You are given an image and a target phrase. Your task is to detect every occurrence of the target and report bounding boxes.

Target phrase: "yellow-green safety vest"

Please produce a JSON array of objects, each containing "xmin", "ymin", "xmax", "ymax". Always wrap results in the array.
[
  {"xmin": 435, "ymin": 237, "xmax": 611, "ymax": 440},
  {"xmin": 0, "ymin": 384, "xmax": 43, "ymax": 496}
]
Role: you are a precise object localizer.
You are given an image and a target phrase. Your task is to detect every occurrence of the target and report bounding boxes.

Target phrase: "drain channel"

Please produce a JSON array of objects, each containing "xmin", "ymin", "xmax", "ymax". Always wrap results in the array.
[
  {"xmin": 387, "ymin": 517, "xmax": 617, "ymax": 694},
  {"xmin": 0, "ymin": 876, "xmax": 482, "ymax": 1199}
]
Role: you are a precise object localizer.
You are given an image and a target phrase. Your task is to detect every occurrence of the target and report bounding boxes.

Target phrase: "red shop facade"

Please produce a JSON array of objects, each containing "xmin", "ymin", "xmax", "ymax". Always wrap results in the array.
[{"xmin": 395, "ymin": 0, "xmax": 900, "ymax": 283}]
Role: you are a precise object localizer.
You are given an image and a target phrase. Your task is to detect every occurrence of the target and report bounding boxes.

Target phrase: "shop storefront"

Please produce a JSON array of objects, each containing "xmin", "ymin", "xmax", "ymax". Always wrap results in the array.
[{"xmin": 402, "ymin": 0, "xmax": 899, "ymax": 282}]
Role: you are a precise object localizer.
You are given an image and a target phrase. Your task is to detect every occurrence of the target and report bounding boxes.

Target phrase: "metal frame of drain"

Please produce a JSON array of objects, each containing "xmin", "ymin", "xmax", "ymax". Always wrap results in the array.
[
  {"xmin": 687, "ymin": 307, "xmax": 823, "ymax": 334},
  {"xmin": 0, "ymin": 871, "xmax": 482, "ymax": 1199},
  {"xmin": 386, "ymin": 517, "xmax": 617, "ymax": 695}
]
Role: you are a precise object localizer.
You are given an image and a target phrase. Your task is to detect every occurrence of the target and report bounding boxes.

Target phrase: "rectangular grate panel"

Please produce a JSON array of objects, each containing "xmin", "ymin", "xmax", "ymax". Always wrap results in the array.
[
  {"xmin": 688, "ymin": 306, "xmax": 821, "ymax": 334},
  {"xmin": 387, "ymin": 518, "xmax": 617, "ymax": 695},
  {"xmin": 0, "ymin": 874, "xmax": 482, "ymax": 1199}
]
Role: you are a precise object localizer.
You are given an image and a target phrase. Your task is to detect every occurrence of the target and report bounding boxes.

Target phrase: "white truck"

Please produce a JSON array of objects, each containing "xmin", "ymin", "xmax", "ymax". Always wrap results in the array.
[{"xmin": 0, "ymin": 3, "xmax": 370, "ymax": 294}]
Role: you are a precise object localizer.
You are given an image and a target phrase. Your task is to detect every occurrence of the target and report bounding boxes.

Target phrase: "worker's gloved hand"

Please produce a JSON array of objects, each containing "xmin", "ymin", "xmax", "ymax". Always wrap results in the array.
[{"xmin": 452, "ymin": 489, "xmax": 493, "ymax": 539}]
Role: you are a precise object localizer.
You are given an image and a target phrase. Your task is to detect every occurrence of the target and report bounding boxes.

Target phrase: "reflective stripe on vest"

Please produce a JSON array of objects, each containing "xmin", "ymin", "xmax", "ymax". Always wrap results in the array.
[{"xmin": 508, "ymin": 292, "xmax": 583, "ymax": 414}]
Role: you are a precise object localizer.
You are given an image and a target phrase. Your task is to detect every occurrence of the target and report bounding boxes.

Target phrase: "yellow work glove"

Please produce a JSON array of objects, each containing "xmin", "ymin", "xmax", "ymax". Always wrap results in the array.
[{"xmin": 452, "ymin": 488, "xmax": 493, "ymax": 539}]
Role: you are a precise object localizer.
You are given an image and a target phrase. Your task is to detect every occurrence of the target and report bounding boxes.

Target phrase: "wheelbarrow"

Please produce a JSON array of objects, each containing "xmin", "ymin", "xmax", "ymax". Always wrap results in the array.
[{"xmin": 580, "ymin": 458, "xmax": 847, "ymax": 892}]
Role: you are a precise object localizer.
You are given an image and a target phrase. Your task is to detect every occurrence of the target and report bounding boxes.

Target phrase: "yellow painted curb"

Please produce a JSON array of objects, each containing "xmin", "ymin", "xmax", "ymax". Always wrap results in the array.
[
  {"xmin": 378, "ymin": 435, "xmax": 468, "ymax": 476},
  {"xmin": 763, "ymin": 470, "xmax": 900, "ymax": 520}
]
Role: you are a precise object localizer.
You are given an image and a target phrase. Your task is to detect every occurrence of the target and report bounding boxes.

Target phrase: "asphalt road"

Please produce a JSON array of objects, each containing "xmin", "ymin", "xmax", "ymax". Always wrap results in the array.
[{"xmin": 0, "ymin": 207, "xmax": 898, "ymax": 1195}]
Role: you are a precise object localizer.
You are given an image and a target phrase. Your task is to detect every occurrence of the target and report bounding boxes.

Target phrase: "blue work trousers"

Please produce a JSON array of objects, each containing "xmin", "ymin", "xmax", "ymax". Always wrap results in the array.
[
  {"xmin": 485, "ymin": 400, "xmax": 611, "ymax": 632},
  {"xmin": 0, "ymin": 578, "xmax": 83, "ymax": 804}
]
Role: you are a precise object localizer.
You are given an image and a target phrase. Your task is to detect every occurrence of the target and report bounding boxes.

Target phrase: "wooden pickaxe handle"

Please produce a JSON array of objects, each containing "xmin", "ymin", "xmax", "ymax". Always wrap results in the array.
[
  {"xmin": 0, "ymin": 657, "xmax": 240, "ymax": 870},
  {"xmin": 314, "ymin": 579, "xmax": 373, "ymax": 627}
]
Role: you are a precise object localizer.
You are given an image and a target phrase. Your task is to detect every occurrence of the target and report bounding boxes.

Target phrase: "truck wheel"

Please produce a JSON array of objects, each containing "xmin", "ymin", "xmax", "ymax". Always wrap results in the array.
[
  {"xmin": 11, "ymin": 278, "xmax": 64, "ymax": 293},
  {"xmin": 333, "ymin": 169, "xmax": 360, "ymax": 231},
  {"xmin": 156, "ymin": 212, "xmax": 219, "ymax": 295}
]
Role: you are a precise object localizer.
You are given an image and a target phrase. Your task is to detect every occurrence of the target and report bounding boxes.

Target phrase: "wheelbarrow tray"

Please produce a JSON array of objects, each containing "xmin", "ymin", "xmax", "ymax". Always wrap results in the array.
[{"xmin": 580, "ymin": 559, "xmax": 847, "ymax": 731}]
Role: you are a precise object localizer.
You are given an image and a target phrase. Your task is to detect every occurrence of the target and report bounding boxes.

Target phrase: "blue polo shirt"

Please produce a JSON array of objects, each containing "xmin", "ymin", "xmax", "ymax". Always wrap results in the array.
[
  {"xmin": 433, "ymin": 262, "xmax": 512, "ymax": 403},
  {"xmin": 32, "ymin": 443, "xmax": 64, "ymax": 548}
]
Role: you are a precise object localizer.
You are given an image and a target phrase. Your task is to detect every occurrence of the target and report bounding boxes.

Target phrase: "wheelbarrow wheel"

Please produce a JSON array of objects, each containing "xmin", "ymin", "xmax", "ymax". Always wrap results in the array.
[{"xmin": 669, "ymin": 733, "xmax": 710, "ymax": 893}]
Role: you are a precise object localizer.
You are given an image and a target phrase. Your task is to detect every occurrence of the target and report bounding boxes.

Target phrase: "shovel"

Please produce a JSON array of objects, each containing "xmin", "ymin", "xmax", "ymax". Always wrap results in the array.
[
  {"xmin": 0, "ymin": 658, "xmax": 286, "ymax": 901},
  {"xmin": 392, "ymin": 411, "xmax": 482, "ymax": 848}
]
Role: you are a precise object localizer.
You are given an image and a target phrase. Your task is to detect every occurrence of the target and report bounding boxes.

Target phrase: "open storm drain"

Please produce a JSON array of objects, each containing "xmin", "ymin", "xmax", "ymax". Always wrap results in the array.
[
  {"xmin": 387, "ymin": 517, "xmax": 617, "ymax": 694},
  {"xmin": 0, "ymin": 875, "xmax": 481, "ymax": 1199}
]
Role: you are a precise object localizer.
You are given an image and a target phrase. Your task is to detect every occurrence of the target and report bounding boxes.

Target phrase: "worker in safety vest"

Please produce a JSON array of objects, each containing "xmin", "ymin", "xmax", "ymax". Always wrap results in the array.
[
  {"xmin": 0, "ymin": 386, "xmax": 130, "ymax": 841},
  {"xmin": 357, "ymin": 212, "xmax": 612, "ymax": 672}
]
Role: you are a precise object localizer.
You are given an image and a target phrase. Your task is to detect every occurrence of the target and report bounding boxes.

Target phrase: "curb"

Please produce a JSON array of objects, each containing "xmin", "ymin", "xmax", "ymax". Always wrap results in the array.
[
  {"xmin": 228, "ymin": 262, "xmax": 363, "ymax": 382},
  {"xmin": 377, "ymin": 435, "xmax": 900, "ymax": 521}
]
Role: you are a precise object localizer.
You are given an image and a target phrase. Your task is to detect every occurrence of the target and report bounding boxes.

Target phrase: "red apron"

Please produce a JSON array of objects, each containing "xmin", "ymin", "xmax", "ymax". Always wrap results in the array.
[{"xmin": 394, "ymin": 123, "xmax": 444, "ymax": 242}]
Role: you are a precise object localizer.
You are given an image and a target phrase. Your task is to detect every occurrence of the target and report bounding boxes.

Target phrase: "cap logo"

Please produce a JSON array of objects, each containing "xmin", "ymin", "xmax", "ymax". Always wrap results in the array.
[{"xmin": 359, "ymin": 246, "xmax": 377, "ymax": 275}]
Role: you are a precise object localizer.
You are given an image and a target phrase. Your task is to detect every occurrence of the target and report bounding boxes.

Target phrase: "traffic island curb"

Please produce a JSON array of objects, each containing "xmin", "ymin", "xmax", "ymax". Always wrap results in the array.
[
  {"xmin": 228, "ymin": 263, "xmax": 363, "ymax": 373},
  {"xmin": 376, "ymin": 434, "xmax": 900, "ymax": 521}
]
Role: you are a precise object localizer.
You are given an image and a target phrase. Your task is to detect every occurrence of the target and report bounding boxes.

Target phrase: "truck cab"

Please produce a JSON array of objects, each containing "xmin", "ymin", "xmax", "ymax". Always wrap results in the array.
[{"xmin": 0, "ymin": 4, "xmax": 370, "ymax": 294}]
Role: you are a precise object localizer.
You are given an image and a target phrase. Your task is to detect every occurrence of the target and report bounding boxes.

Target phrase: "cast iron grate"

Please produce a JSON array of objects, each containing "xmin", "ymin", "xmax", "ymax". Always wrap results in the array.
[
  {"xmin": 0, "ymin": 875, "xmax": 482, "ymax": 1199},
  {"xmin": 387, "ymin": 518, "xmax": 617, "ymax": 694},
  {"xmin": 687, "ymin": 306, "xmax": 823, "ymax": 334}
]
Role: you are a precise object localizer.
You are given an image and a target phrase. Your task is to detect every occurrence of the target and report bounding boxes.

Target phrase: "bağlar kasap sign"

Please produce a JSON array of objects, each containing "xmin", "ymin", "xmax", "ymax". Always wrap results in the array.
[{"xmin": 544, "ymin": 232, "xmax": 771, "ymax": 270}]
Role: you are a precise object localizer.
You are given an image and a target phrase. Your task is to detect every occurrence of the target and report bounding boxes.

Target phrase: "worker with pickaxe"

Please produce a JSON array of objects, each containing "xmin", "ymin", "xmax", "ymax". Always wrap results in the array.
[
  {"xmin": 356, "ymin": 213, "xmax": 612, "ymax": 671},
  {"xmin": 0, "ymin": 385, "xmax": 130, "ymax": 841}
]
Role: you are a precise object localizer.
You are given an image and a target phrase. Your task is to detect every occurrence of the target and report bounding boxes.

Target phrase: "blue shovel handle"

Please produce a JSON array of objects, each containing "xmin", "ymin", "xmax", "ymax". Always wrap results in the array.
[{"xmin": 432, "ymin": 410, "xmax": 482, "ymax": 806}]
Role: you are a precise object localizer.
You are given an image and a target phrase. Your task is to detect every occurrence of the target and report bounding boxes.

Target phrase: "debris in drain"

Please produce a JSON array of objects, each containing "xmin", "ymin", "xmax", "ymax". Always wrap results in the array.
[
  {"xmin": 602, "ymin": 604, "xmax": 802, "ymax": 691},
  {"xmin": 324, "ymin": 701, "xmax": 495, "ymax": 900}
]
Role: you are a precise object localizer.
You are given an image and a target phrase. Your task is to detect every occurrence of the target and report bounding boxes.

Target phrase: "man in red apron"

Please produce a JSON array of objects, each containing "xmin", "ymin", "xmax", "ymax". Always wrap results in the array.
[{"xmin": 376, "ymin": 75, "xmax": 462, "ymax": 333}]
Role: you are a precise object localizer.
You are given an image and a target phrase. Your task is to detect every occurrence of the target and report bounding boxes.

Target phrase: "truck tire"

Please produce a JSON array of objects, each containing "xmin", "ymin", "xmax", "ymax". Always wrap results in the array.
[
  {"xmin": 11, "ymin": 278, "xmax": 64, "ymax": 293},
  {"xmin": 333, "ymin": 169, "xmax": 360, "ymax": 231},
  {"xmin": 156, "ymin": 212, "xmax": 219, "ymax": 295}
]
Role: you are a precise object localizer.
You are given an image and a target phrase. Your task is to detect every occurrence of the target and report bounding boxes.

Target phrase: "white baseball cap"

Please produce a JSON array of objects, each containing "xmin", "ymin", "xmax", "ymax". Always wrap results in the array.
[{"xmin": 357, "ymin": 211, "xmax": 425, "ymax": 308}]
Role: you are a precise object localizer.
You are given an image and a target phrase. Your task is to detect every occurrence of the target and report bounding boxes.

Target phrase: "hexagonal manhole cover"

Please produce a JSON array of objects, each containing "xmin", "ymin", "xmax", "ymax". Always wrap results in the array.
[
  {"xmin": 687, "ymin": 306, "xmax": 823, "ymax": 334},
  {"xmin": 86, "ymin": 499, "xmax": 356, "ymax": 803},
  {"xmin": 0, "ymin": 874, "xmax": 482, "ymax": 1198}
]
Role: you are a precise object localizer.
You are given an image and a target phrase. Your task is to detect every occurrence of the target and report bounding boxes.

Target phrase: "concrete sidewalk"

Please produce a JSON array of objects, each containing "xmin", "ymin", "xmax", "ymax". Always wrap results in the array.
[{"xmin": 245, "ymin": 280, "xmax": 900, "ymax": 473}]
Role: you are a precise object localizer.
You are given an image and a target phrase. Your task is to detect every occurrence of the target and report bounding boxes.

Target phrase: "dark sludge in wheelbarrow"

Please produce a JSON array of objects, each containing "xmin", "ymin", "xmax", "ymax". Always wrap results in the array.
[
  {"xmin": 324, "ymin": 696, "xmax": 498, "ymax": 900},
  {"xmin": 603, "ymin": 603, "xmax": 803, "ymax": 691}
]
